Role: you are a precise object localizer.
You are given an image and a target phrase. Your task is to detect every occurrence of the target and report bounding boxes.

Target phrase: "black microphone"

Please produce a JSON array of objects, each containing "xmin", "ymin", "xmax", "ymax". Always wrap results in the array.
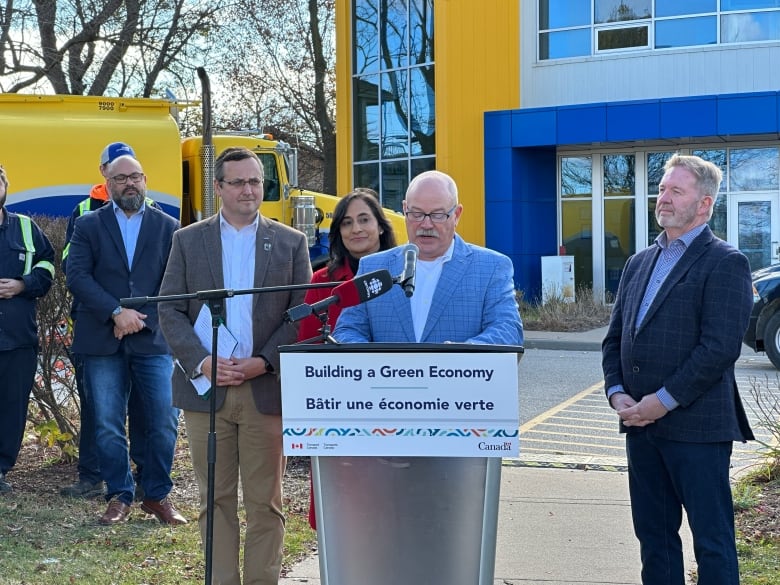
[
  {"xmin": 120, "ymin": 296, "xmax": 149, "ymax": 308},
  {"xmin": 284, "ymin": 269, "xmax": 394, "ymax": 323},
  {"xmin": 401, "ymin": 243, "xmax": 418, "ymax": 298}
]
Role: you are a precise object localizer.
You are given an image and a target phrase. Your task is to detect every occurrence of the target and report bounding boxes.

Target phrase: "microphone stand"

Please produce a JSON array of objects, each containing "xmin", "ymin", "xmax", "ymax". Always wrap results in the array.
[
  {"xmin": 296, "ymin": 309, "xmax": 339, "ymax": 345},
  {"xmin": 121, "ymin": 280, "xmax": 340, "ymax": 585}
]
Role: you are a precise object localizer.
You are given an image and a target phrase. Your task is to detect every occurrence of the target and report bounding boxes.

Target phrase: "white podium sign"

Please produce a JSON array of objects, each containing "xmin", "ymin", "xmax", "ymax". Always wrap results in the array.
[{"xmin": 281, "ymin": 349, "xmax": 519, "ymax": 457}]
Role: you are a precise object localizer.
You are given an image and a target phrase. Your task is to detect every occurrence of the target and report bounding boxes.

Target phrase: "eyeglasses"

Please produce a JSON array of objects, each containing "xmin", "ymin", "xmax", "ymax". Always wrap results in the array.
[
  {"xmin": 404, "ymin": 205, "xmax": 457, "ymax": 223},
  {"xmin": 110, "ymin": 172, "xmax": 144, "ymax": 185},
  {"xmin": 220, "ymin": 178, "xmax": 263, "ymax": 189}
]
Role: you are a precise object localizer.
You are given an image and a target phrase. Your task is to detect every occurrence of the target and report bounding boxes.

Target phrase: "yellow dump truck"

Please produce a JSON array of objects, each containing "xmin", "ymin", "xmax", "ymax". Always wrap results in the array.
[{"xmin": 0, "ymin": 93, "xmax": 405, "ymax": 265}]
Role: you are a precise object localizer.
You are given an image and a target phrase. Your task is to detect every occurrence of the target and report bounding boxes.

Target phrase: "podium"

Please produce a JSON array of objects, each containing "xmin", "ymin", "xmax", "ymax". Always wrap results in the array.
[{"xmin": 280, "ymin": 343, "xmax": 523, "ymax": 585}]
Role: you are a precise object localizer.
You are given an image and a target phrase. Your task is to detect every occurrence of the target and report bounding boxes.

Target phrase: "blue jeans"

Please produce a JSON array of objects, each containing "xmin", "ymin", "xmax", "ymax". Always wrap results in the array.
[
  {"xmin": 73, "ymin": 353, "xmax": 147, "ymax": 484},
  {"xmin": 84, "ymin": 349, "xmax": 179, "ymax": 506}
]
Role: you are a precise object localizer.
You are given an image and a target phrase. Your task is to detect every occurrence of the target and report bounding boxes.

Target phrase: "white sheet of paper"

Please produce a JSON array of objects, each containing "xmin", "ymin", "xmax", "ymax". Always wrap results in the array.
[{"xmin": 189, "ymin": 304, "xmax": 239, "ymax": 396}]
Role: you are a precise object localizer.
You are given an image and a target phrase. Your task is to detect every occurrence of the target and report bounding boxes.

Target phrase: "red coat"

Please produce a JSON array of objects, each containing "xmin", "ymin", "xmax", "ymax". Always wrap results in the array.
[
  {"xmin": 297, "ymin": 261, "xmax": 354, "ymax": 343},
  {"xmin": 297, "ymin": 260, "xmax": 353, "ymax": 530}
]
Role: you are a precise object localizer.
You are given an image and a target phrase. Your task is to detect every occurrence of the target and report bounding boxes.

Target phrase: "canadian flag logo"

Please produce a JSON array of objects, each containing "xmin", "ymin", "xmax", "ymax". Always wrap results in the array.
[{"xmin": 290, "ymin": 443, "xmax": 304, "ymax": 450}]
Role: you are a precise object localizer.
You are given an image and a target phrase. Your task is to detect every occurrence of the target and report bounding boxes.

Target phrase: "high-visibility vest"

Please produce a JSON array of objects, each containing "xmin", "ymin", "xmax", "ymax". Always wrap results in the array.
[{"xmin": 17, "ymin": 214, "xmax": 55, "ymax": 277}]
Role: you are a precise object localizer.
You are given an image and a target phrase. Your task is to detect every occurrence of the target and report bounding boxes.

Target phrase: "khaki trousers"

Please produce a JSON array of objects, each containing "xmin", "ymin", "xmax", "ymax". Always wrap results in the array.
[{"xmin": 184, "ymin": 382, "xmax": 286, "ymax": 585}]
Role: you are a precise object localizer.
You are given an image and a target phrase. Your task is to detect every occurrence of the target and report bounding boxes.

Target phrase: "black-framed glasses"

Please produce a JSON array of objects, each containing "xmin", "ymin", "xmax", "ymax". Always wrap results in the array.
[
  {"xmin": 110, "ymin": 172, "xmax": 144, "ymax": 185},
  {"xmin": 220, "ymin": 178, "xmax": 263, "ymax": 189},
  {"xmin": 404, "ymin": 205, "xmax": 457, "ymax": 223}
]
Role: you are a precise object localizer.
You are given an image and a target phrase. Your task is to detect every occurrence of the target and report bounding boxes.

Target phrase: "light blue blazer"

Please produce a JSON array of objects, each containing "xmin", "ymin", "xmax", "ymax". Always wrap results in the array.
[{"xmin": 333, "ymin": 234, "xmax": 523, "ymax": 345}]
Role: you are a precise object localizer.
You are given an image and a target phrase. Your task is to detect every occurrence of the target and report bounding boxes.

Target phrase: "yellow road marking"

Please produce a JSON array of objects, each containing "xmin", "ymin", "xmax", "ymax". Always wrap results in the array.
[{"xmin": 520, "ymin": 381, "xmax": 606, "ymax": 433}]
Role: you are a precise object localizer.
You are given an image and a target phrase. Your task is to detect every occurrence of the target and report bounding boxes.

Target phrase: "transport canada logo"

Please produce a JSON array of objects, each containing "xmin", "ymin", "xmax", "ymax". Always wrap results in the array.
[{"xmin": 290, "ymin": 443, "xmax": 304, "ymax": 450}]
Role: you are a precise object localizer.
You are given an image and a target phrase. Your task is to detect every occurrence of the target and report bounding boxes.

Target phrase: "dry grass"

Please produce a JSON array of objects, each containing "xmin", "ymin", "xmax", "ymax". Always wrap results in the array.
[{"xmin": 518, "ymin": 286, "xmax": 613, "ymax": 332}]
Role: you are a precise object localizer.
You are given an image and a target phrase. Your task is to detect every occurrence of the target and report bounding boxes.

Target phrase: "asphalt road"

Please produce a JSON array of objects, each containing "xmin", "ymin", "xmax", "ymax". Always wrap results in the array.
[{"xmin": 516, "ymin": 346, "xmax": 780, "ymax": 474}]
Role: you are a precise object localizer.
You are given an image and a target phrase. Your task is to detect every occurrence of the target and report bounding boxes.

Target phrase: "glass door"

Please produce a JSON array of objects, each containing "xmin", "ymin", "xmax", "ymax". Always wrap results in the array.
[{"xmin": 728, "ymin": 194, "xmax": 780, "ymax": 271}]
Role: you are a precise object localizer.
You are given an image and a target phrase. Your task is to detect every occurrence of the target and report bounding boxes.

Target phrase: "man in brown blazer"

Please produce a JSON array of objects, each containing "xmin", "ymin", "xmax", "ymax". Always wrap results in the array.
[{"xmin": 159, "ymin": 147, "xmax": 312, "ymax": 585}]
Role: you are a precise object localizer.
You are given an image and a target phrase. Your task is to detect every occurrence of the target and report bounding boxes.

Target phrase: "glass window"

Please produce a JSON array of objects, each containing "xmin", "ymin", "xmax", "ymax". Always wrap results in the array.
[
  {"xmin": 595, "ymin": 0, "xmax": 651, "ymax": 24},
  {"xmin": 655, "ymin": 16, "xmax": 717, "ymax": 48},
  {"xmin": 692, "ymin": 149, "xmax": 727, "ymax": 192},
  {"xmin": 561, "ymin": 156, "xmax": 592, "ymax": 198},
  {"xmin": 353, "ymin": 75, "xmax": 380, "ymax": 162},
  {"xmin": 258, "ymin": 154, "xmax": 281, "ymax": 202},
  {"xmin": 729, "ymin": 148, "xmax": 779, "ymax": 191},
  {"xmin": 604, "ymin": 154, "xmax": 636, "ymax": 197},
  {"xmin": 381, "ymin": 71, "xmax": 410, "ymax": 159},
  {"xmin": 410, "ymin": 0, "xmax": 434, "ymax": 64},
  {"xmin": 708, "ymin": 192, "xmax": 727, "ymax": 240},
  {"xmin": 655, "ymin": 0, "xmax": 716, "ymax": 17},
  {"xmin": 604, "ymin": 198, "xmax": 634, "ymax": 298},
  {"xmin": 540, "ymin": 0, "xmax": 780, "ymax": 59},
  {"xmin": 647, "ymin": 198, "xmax": 662, "ymax": 246},
  {"xmin": 409, "ymin": 66, "xmax": 435, "ymax": 156},
  {"xmin": 540, "ymin": 0, "xmax": 590, "ymax": 29},
  {"xmin": 411, "ymin": 157, "xmax": 436, "ymax": 180},
  {"xmin": 722, "ymin": 11, "xmax": 780, "ymax": 43},
  {"xmin": 722, "ymin": 0, "xmax": 780, "ymax": 10},
  {"xmin": 597, "ymin": 25, "xmax": 649, "ymax": 50},
  {"xmin": 382, "ymin": 160, "xmax": 408, "ymax": 211},
  {"xmin": 352, "ymin": 0, "xmax": 434, "ymax": 203},
  {"xmin": 647, "ymin": 152, "xmax": 674, "ymax": 195},
  {"xmin": 354, "ymin": 0, "xmax": 379, "ymax": 74},
  {"xmin": 739, "ymin": 200, "xmax": 772, "ymax": 270},
  {"xmin": 383, "ymin": 0, "xmax": 408, "ymax": 69},
  {"xmin": 354, "ymin": 162, "xmax": 380, "ymax": 194},
  {"xmin": 540, "ymin": 29, "xmax": 591, "ymax": 60},
  {"xmin": 562, "ymin": 200, "xmax": 594, "ymax": 290}
]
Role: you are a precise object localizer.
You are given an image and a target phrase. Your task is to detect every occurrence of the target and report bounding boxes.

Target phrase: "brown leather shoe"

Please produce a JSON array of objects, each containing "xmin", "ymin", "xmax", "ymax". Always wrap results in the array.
[
  {"xmin": 99, "ymin": 499, "xmax": 131, "ymax": 525},
  {"xmin": 140, "ymin": 497, "xmax": 187, "ymax": 525}
]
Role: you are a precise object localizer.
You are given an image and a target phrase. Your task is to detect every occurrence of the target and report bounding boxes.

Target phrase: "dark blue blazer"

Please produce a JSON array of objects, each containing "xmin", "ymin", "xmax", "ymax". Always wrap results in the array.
[
  {"xmin": 602, "ymin": 226, "xmax": 755, "ymax": 443},
  {"xmin": 66, "ymin": 203, "xmax": 179, "ymax": 356}
]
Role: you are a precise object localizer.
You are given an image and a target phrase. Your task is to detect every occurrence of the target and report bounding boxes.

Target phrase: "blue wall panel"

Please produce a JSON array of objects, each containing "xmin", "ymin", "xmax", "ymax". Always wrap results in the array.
[
  {"xmin": 484, "ymin": 111, "xmax": 513, "ymax": 149},
  {"xmin": 485, "ymin": 148, "xmax": 557, "ymax": 297},
  {"xmin": 557, "ymin": 103, "xmax": 607, "ymax": 145},
  {"xmin": 718, "ymin": 92, "xmax": 778, "ymax": 136},
  {"xmin": 607, "ymin": 100, "xmax": 660, "ymax": 141},
  {"xmin": 660, "ymin": 96, "xmax": 717, "ymax": 139},
  {"xmin": 511, "ymin": 108, "xmax": 557, "ymax": 147}
]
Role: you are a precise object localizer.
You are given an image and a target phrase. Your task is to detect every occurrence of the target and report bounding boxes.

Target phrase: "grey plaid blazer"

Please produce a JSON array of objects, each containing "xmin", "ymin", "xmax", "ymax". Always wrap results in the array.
[{"xmin": 602, "ymin": 225, "xmax": 754, "ymax": 443}]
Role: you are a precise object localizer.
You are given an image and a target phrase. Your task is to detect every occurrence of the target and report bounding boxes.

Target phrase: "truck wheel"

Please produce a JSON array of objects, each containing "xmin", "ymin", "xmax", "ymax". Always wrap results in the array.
[{"xmin": 764, "ymin": 312, "xmax": 780, "ymax": 369}]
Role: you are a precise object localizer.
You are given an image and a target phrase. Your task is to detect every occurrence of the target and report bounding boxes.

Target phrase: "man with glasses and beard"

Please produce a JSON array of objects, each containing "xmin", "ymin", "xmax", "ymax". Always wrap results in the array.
[{"xmin": 66, "ymin": 154, "xmax": 185, "ymax": 526}]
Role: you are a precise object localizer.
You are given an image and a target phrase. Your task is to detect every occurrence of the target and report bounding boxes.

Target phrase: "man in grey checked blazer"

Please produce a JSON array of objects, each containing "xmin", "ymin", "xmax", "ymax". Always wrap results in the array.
[
  {"xmin": 602, "ymin": 154, "xmax": 754, "ymax": 585},
  {"xmin": 334, "ymin": 170, "xmax": 523, "ymax": 346}
]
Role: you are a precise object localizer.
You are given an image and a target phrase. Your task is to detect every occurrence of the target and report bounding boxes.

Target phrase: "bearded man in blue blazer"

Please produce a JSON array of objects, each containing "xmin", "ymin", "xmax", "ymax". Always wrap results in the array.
[
  {"xmin": 602, "ymin": 154, "xmax": 754, "ymax": 585},
  {"xmin": 67, "ymin": 154, "xmax": 184, "ymax": 527},
  {"xmin": 334, "ymin": 170, "xmax": 523, "ymax": 346}
]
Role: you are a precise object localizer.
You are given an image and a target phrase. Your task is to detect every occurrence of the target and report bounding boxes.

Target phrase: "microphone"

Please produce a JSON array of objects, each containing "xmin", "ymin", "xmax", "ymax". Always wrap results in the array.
[
  {"xmin": 400, "ymin": 243, "xmax": 418, "ymax": 298},
  {"xmin": 120, "ymin": 296, "xmax": 149, "ymax": 308},
  {"xmin": 284, "ymin": 269, "xmax": 394, "ymax": 323}
]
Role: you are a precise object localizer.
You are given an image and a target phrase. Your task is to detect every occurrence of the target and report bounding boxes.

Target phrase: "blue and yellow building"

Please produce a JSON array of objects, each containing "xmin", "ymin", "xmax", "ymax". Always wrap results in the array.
[{"xmin": 337, "ymin": 1, "xmax": 780, "ymax": 300}]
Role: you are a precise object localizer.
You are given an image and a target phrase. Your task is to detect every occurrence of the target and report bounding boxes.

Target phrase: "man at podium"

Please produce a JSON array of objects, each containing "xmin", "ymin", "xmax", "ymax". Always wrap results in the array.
[{"xmin": 334, "ymin": 170, "xmax": 523, "ymax": 346}]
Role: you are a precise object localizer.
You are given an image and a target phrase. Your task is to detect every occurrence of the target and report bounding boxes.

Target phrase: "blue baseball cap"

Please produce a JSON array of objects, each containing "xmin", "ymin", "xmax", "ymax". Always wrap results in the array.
[{"xmin": 100, "ymin": 142, "xmax": 136, "ymax": 165}]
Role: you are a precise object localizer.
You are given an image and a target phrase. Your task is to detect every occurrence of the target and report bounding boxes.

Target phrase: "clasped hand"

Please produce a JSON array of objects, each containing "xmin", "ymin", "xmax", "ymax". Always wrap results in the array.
[
  {"xmin": 113, "ymin": 308, "xmax": 147, "ymax": 339},
  {"xmin": 201, "ymin": 356, "xmax": 269, "ymax": 386},
  {"xmin": 610, "ymin": 393, "xmax": 668, "ymax": 427}
]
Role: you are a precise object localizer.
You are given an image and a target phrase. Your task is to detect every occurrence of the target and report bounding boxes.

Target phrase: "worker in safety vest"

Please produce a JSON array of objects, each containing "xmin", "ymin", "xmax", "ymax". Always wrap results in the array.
[{"xmin": 0, "ymin": 163, "xmax": 55, "ymax": 493}]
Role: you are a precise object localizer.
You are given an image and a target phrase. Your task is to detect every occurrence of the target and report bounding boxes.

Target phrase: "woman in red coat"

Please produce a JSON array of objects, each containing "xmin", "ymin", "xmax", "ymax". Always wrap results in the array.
[{"xmin": 297, "ymin": 188, "xmax": 398, "ymax": 528}]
